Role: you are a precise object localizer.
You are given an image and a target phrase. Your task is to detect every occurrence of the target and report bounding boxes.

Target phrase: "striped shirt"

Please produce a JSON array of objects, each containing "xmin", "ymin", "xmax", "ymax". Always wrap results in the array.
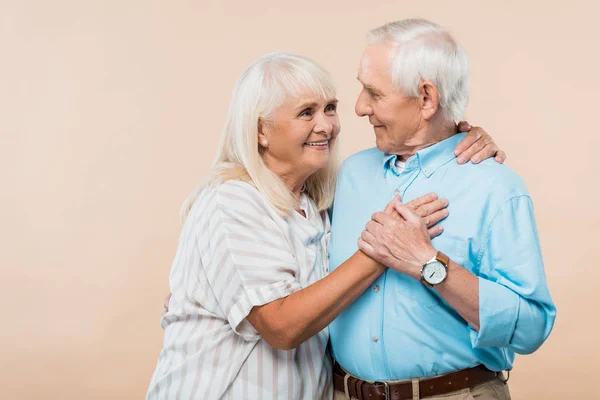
[{"xmin": 146, "ymin": 180, "xmax": 333, "ymax": 400}]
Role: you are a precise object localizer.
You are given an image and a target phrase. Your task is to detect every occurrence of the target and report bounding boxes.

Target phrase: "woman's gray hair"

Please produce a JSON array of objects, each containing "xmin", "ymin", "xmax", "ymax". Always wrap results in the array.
[
  {"xmin": 368, "ymin": 19, "xmax": 470, "ymax": 121},
  {"xmin": 180, "ymin": 52, "xmax": 340, "ymax": 222}
]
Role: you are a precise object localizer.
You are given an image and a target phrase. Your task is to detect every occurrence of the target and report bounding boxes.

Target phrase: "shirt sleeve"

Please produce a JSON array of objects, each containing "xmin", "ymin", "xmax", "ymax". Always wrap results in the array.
[
  {"xmin": 199, "ymin": 182, "xmax": 302, "ymax": 341},
  {"xmin": 469, "ymin": 195, "xmax": 556, "ymax": 354}
]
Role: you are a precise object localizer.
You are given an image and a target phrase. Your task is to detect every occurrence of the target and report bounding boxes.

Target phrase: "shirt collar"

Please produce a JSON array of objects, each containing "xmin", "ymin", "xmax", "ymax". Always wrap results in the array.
[{"xmin": 382, "ymin": 132, "xmax": 467, "ymax": 178}]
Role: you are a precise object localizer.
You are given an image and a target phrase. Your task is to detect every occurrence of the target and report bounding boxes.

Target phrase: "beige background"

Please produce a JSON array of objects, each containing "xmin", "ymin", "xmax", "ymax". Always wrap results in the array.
[{"xmin": 1, "ymin": 0, "xmax": 598, "ymax": 399}]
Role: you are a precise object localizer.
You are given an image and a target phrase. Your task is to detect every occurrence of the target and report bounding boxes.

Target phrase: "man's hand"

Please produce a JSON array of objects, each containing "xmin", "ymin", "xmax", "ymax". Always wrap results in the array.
[
  {"xmin": 358, "ymin": 196, "xmax": 439, "ymax": 279},
  {"xmin": 163, "ymin": 293, "xmax": 171, "ymax": 315},
  {"xmin": 454, "ymin": 121, "xmax": 507, "ymax": 165}
]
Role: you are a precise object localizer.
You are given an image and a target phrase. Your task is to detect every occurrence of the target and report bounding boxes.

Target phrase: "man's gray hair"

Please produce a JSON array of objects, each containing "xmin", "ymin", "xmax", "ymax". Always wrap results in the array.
[{"xmin": 368, "ymin": 19, "xmax": 470, "ymax": 120}]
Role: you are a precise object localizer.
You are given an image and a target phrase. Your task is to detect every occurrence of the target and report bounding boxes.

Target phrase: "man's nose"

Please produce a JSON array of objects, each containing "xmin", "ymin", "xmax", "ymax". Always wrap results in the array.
[{"xmin": 355, "ymin": 89, "xmax": 372, "ymax": 117}]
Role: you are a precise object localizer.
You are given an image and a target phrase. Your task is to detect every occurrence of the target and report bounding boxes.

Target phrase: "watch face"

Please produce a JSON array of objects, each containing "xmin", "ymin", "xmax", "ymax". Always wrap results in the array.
[{"xmin": 423, "ymin": 261, "xmax": 447, "ymax": 285}]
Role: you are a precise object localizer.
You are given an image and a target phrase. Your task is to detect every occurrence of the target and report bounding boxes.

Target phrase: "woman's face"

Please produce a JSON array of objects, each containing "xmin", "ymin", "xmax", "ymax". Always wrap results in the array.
[{"xmin": 260, "ymin": 94, "xmax": 340, "ymax": 183}]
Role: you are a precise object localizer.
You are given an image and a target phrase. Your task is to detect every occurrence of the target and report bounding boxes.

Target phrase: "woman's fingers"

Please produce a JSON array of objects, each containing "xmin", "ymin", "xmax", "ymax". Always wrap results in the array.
[
  {"xmin": 414, "ymin": 198, "xmax": 448, "ymax": 219},
  {"xmin": 423, "ymin": 209, "xmax": 449, "ymax": 228},
  {"xmin": 428, "ymin": 225, "xmax": 444, "ymax": 239},
  {"xmin": 470, "ymin": 141, "xmax": 499, "ymax": 164},
  {"xmin": 456, "ymin": 120, "xmax": 472, "ymax": 132},
  {"xmin": 495, "ymin": 150, "xmax": 507, "ymax": 164},
  {"xmin": 454, "ymin": 126, "xmax": 483, "ymax": 158},
  {"xmin": 457, "ymin": 133, "xmax": 488, "ymax": 164},
  {"xmin": 406, "ymin": 192, "xmax": 438, "ymax": 212}
]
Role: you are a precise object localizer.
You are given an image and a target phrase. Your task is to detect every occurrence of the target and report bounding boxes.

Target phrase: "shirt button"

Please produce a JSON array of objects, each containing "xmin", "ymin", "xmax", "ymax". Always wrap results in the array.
[
  {"xmin": 372, "ymin": 336, "xmax": 379, "ymax": 343},
  {"xmin": 373, "ymin": 285, "xmax": 380, "ymax": 293}
]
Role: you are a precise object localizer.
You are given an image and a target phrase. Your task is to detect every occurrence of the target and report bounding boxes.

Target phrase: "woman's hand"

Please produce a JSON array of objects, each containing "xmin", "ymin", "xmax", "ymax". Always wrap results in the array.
[
  {"xmin": 454, "ymin": 121, "xmax": 507, "ymax": 165},
  {"xmin": 358, "ymin": 196, "xmax": 437, "ymax": 280},
  {"xmin": 404, "ymin": 192, "xmax": 449, "ymax": 239}
]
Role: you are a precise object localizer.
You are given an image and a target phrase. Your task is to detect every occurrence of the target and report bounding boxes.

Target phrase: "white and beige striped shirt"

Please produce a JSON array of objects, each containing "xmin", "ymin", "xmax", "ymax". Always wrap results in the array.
[{"xmin": 146, "ymin": 180, "xmax": 333, "ymax": 400}]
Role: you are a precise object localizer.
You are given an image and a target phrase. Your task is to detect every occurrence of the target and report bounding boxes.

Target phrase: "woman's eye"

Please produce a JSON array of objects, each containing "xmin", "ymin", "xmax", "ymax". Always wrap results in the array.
[
  {"xmin": 299, "ymin": 109, "xmax": 312, "ymax": 117},
  {"xmin": 325, "ymin": 104, "xmax": 337, "ymax": 113}
]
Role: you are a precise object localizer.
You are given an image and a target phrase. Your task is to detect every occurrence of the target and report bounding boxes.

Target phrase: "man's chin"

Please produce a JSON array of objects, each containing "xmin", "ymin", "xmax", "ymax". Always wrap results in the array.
[{"xmin": 374, "ymin": 138, "xmax": 391, "ymax": 154}]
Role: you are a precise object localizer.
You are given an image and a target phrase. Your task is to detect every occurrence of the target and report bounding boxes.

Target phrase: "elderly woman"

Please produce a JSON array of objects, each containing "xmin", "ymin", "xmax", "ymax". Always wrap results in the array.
[{"xmin": 146, "ymin": 52, "xmax": 503, "ymax": 399}]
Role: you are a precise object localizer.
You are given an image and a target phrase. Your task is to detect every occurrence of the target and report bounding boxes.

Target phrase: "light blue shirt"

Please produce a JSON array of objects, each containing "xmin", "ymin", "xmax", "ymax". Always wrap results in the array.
[{"xmin": 328, "ymin": 132, "xmax": 556, "ymax": 381}]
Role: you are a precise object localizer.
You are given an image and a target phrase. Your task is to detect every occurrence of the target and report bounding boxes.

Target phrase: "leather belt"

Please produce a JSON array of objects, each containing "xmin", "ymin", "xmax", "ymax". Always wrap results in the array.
[{"xmin": 333, "ymin": 362, "xmax": 498, "ymax": 400}]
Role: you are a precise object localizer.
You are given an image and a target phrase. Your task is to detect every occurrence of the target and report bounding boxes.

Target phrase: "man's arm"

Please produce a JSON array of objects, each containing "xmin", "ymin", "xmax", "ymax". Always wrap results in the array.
[{"xmin": 359, "ymin": 196, "xmax": 555, "ymax": 353}]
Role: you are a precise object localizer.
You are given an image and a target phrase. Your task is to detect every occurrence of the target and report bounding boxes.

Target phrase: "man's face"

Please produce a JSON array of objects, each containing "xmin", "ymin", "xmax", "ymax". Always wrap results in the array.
[{"xmin": 355, "ymin": 42, "xmax": 423, "ymax": 155}]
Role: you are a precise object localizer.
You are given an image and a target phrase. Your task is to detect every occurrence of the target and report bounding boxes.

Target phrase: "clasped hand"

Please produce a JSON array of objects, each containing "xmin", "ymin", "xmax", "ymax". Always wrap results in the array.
[{"xmin": 358, "ymin": 193, "xmax": 446, "ymax": 280}]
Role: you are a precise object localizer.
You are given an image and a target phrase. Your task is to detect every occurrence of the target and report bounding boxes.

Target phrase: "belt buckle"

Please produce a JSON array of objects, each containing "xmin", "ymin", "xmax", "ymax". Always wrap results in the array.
[{"xmin": 374, "ymin": 381, "xmax": 390, "ymax": 399}]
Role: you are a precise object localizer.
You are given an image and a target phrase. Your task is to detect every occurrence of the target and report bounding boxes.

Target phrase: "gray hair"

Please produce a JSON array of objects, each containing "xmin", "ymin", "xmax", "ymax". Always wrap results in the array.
[
  {"xmin": 180, "ymin": 52, "xmax": 340, "ymax": 222},
  {"xmin": 367, "ymin": 19, "xmax": 470, "ymax": 120}
]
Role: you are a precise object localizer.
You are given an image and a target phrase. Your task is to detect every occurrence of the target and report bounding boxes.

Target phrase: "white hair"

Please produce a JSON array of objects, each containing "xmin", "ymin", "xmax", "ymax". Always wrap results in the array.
[
  {"xmin": 180, "ymin": 52, "xmax": 340, "ymax": 222},
  {"xmin": 367, "ymin": 19, "xmax": 470, "ymax": 120}
]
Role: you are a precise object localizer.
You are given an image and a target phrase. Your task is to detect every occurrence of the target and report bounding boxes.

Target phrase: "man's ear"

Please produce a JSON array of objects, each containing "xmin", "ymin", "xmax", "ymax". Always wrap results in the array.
[{"xmin": 419, "ymin": 80, "xmax": 440, "ymax": 120}]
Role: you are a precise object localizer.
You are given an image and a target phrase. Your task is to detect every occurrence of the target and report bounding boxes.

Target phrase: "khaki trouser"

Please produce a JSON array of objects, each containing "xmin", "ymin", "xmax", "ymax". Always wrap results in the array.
[{"xmin": 334, "ymin": 375, "xmax": 510, "ymax": 400}]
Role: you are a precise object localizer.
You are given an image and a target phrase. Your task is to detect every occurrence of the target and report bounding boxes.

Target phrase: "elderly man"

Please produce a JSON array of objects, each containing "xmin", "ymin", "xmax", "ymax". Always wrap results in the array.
[{"xmin": 328, "ymin": 19, "xmax": 556, "ymax": 400}]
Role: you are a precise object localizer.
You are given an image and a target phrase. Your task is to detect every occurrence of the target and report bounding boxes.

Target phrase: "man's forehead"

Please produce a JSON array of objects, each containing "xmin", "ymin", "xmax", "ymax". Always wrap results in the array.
[{"xmin": 358, "ymin": 43, "xmax": 394, "ymax": 84}]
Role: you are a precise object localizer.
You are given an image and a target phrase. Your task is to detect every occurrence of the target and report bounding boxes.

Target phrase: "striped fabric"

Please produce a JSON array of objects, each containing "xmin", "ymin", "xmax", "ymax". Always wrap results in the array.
[{"xmin": 146, "ymin": 180, "xmax": 333, "ymax": 400}]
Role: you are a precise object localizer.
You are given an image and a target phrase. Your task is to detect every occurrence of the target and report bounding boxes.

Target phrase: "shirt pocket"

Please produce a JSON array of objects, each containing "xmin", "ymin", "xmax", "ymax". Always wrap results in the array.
[{"xmin": 392, "ymin": 235, "xmax": 468, "ymax": 309}]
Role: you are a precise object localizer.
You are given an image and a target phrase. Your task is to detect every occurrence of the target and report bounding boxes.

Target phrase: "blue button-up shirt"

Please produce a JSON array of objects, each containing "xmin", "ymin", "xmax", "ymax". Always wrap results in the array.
[{"xmin": 328, "ymin": 132, "xmax": 556, "ymax": 381}]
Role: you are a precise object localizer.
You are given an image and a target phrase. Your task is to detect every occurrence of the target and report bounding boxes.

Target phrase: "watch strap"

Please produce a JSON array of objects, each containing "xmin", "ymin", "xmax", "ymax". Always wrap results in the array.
[
  {"xmin": 436, "ymin": 251, "xmax": 449, "ymax": 266},
  {"xmin": 420, "ymin": 251, "xmax": 449, "ymax": 287}
]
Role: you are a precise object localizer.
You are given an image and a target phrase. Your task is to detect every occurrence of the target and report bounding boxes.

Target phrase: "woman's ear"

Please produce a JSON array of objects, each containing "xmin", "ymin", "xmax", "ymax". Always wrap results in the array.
[
  {"xmin": 258, "ymin": 119, "xmax": 269, "ymax": 148},
  {"xmin": 419, "ymin": 80, "xmax": 440, "ymax": 120}
]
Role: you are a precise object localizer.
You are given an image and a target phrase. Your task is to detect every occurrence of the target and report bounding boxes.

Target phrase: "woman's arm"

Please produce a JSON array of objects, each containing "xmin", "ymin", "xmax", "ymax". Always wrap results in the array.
[
  {"xmin": 246, "ymin": 250, "xmax": 383, "ymax": 350},
  {"xmin": 246, "ymin": 193, "xmax": 448, "ymax": 350}
]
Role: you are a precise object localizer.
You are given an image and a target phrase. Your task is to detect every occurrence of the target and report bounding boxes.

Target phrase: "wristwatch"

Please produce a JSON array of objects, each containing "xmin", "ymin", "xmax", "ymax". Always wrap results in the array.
[{"xmin": 420, "ymin": 251, "xmax": 450, "ymax": 287}]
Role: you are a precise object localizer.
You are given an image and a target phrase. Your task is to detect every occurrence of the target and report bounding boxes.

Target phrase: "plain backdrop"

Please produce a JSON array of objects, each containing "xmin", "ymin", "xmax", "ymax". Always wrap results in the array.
[{"xmin": 1, "ymin": 1, "xmax": 598, "ymax": 399}]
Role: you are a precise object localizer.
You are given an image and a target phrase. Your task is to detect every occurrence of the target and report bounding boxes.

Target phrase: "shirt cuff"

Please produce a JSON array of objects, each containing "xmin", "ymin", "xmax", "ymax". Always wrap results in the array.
[
  {"xmin": 469, "ymin": 276, "xmax": 520, "ymax": 348},
  {"xmin": 227, "ymin": 278, "xmax": 303, "ymax": 341}
]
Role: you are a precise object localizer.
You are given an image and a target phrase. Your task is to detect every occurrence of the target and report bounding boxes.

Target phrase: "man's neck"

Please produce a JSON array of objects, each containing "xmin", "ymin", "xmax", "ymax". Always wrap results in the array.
[{"xmin": 396, "ymin": 120, "xmax": 456, "ymax": 162}]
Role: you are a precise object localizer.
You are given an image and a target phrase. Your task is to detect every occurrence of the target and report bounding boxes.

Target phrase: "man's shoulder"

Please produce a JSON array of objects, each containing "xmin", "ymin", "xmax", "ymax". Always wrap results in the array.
[
  {"xmin": 340, "ymin": 147, "xmax": 385, "ymax": 173},
  {"xmin": 454, "ymin": 158, "xmax": 530, "ymax": 199}
]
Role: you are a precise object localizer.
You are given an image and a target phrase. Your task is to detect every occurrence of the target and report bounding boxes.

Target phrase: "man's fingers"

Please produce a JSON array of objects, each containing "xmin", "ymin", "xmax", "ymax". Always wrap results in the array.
[
  {"xmin": 358, "ymin": 237, "xmax": 375, "ymax": 256},
  {"xmin": 394, "ymin": 202, "xmax": 421, "ymax": 223},
  {"xmin": 424, "ymin": 209, "xmax": 449, "ymax": 228},
  {"xmin": 361, "ymin": 229, "xmax": 377, "ymax": 245},
  {"xmin": 428, "ymin": 225, "xmax": 444, "ymax": 239},
  {"xmin": 372, "ymin": 211, "xmax": 395, "ymax": 225},
  {"xmin": 365, "ymin": 220, "xmax": 383, "ymax": 235},
  {"xmin": 406, "ymin": 192, "xmax": 437, "ymax": 212},
  {"xmin": 384, "ymin": 195, "xmax": 399, "ymax": 215}
]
